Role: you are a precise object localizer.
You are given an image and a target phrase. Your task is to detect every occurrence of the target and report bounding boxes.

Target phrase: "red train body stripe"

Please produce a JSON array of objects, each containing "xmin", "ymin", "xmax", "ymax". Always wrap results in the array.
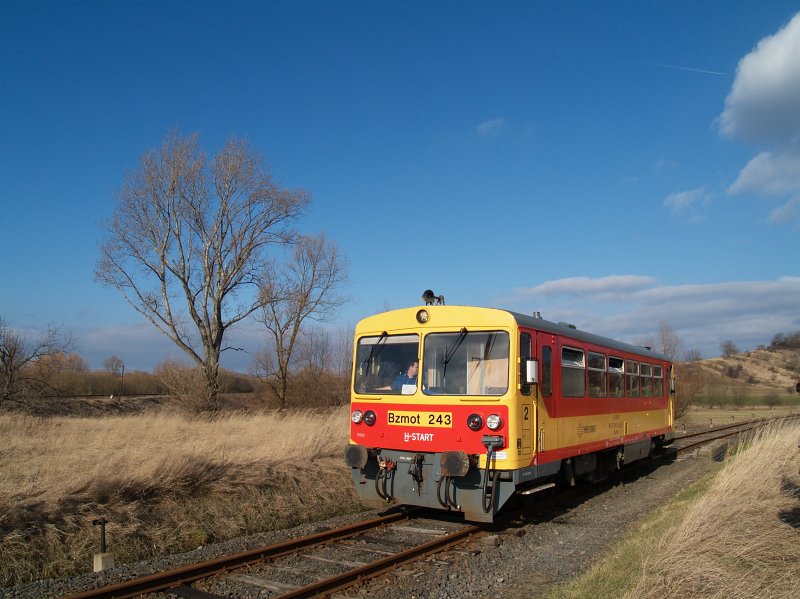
[{"xmin": 549, "ymin": 396, "xmax": 669, "ymax": 417}]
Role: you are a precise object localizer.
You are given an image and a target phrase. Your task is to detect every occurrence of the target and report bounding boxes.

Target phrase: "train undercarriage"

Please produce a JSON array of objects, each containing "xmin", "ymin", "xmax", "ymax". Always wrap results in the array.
[{"xmin": 345, "ymin": 434, "xmax": 672, "ymax": 522}]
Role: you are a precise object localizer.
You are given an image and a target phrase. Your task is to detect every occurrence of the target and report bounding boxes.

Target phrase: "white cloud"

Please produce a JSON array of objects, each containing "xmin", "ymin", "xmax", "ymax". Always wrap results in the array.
[
  {"xmin": 768, "ymin": 196, "xmax": 800, "ymax": 224},
  {"xmin": 729, "ymin": 150, "xmax": 800, "ymax": 196},
  {"xmin": 728, "ymin": 149, "xmax": 800, "ymax": 223},
  {"xmin": 512, "ymin": 276, "xmax": 656, "ymax": 304},
  {"xmin": 476, "ymin": 117, "xmax": 505, "ymax": 137},
  {"xmin": 663, "ymin": 187, "xmax": 713, "ymax": 223},
  {"xmin": 654, "ymin": 159, "xmax": 677, "ymax": 172},
  {"xmin": 500, "ymin": 275, "xmax": 800, "ymax": 358},
  {"xmin": 719, "ymin": 12, "xmax": 800, "ymax": 143},
  {"xmin": 718, "ymin": 12, "xmax": 800, "ymax": 225}
]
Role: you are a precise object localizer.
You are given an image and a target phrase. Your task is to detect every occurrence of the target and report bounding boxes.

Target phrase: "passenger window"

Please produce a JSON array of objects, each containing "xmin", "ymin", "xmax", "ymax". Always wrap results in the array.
[
  {"xmin": 640, "ymin": 363, "xmax": 652, "ymax": 398},
  {"xmin": 562, "ymin": 347, "xmax": 585, "ymax": 398},
  {"xmin": 652, "ymin": 365, "xmax": 664, "ymax": 397},
  {"xmin": 625, "ymin": 360, "xmax": 640, "ymax": 397},
  {"xmin": 588, "ymin": 352, "xmax": 607, "ymax": 398},
  {"xmin": 608, "ymin": 356, "xmax": 624, "ymax": 398}
]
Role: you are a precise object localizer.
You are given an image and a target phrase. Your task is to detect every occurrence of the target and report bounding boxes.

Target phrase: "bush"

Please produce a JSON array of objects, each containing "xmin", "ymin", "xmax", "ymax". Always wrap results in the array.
[
  {"xmin": 724, "ymin": 364, "xmax": 743, "ymax": 379},
  {"xmin": 153, "ymin": 360, "xmax": 216, "ymax": 413},
  {"xmin": 770, "ymin": 331, "xmax": 800, "ymax": 349}
]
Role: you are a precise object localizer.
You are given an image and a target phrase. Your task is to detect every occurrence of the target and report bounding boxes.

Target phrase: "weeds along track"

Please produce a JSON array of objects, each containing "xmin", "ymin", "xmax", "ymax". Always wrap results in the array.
[{"xmin": 62, "ymin": 414, "xmax": 796, "ymax": 599}]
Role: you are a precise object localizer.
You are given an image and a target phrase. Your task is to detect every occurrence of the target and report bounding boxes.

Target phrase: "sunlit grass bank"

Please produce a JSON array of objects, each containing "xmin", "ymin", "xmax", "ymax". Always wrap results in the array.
[
  {"xmin": 546, "ymin": 420, "xmax": 800, "ymax": 599},
  {"xmin": 0, "ymin": 408, "xmax": 359, "ymax": 587}
]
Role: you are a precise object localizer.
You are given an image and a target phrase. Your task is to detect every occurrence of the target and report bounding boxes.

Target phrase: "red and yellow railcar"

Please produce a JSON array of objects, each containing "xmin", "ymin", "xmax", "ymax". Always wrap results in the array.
[{"xmin": 344, "ymin": 300, "xmax": 674, "ymax": 522}]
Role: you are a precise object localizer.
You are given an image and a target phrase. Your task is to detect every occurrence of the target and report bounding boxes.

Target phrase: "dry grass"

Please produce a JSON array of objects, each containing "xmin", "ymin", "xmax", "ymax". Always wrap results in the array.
[
  {"xmin": 546, "ymin": 420, "xmax": 800, "ymax": 599},
  {"xmin": 0, "ymin": 407, "xmax": 359, "ymax": 587},
  {"xmin": 626, "ymin": 421, "xmax": 800, "ymax": 599}
]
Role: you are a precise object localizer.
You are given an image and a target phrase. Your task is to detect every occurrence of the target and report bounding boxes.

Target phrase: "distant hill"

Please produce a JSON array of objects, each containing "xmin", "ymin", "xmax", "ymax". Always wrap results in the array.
[{"xmin": 699, "ymin": 347, "xmax": 800, "ymax": 401}]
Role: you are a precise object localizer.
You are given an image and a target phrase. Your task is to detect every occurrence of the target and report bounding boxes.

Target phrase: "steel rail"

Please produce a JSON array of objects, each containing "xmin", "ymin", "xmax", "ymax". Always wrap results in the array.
[
  {"xmin": 63, "ymin": 510, "xmax": 413, "ymax": 599},
  {"xmin": 672, "ymin": 414, "xmax": 799, "ymax": 450},
  {"xmin": 671, "ymin": 424, "xmax": 762, "ymax": 454},
  {"xmin": 271, "ymin": 524, "xmax": 481, "ymax": 599},
  {"xmin": 674, "ymin": 418, "xmax": 768, "ymax": 440},
  {"xmin": 674, "ymin": 414, "xmax": 800, "ymax": 442}
]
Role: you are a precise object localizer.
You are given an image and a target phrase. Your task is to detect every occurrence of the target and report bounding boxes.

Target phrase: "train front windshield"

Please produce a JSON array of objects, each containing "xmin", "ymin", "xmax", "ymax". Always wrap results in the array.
[
  {"xmin": 353, "ymin": 330, "xmax": 510, "ymax": 396},
  {"xmin": 422, "ymin": 331, "xmax": 509, "ymax": 396},
  {"xmin": 354, "ymin": 334, "xmax": 419, "ymax": 394}
]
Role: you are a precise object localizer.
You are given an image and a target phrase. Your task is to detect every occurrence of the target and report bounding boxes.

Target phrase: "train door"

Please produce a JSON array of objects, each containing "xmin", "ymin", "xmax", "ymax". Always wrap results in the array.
[
  {"xmin": 519, "ymin": 331, "xmax": 534, "ymax": 458},
  {"xmin": 536, "ymin": 332, "xmax": 556, "ymax": 456}
]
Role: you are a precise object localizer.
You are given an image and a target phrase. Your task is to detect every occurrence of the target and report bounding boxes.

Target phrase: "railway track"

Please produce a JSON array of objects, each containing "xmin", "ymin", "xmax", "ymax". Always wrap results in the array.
[
  {"xmin": 64, "ymin": 510, "xmax": 480, "ymax": 599},
  {"xmin": 671, "ymin": 414, "xmax": 799, "ymax": 454},
  {"xmin": 64, "ymin": 414, "xmax": 797, "ymax": 599}
]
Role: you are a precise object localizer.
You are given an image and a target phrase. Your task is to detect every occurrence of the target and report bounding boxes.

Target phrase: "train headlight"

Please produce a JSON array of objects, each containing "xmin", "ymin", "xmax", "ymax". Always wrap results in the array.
[
  {"xmin": 486, "ymin": 414, "xmax": 503, "ymax": 431},
  {"xmin": 467, "ymin": 413, "xmax": 483, "ymax": 431},
  {"xmin": 416, "ymin": 309, "xmax": 430, "ymax": 324},
  {"xmin": 351, "ymin": 410, "xmax": 364, "ymax": 424},
  {"xmin": 364, "ymin": 410, "xmax": 377, "ymax": 426}
]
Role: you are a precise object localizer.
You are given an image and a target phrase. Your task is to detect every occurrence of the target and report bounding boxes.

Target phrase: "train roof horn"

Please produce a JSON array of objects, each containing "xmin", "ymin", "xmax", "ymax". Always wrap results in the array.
[{"xmin": 421, "ymin": 289, "xmax": 445, "ymax": 305}]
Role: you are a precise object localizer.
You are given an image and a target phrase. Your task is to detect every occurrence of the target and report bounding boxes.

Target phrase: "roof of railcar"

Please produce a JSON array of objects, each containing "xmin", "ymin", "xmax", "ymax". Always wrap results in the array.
[
  {"xmin": 356, "ymin": 305, "xmax": 670, "ymax": 363},
  {"xmin": 508, "ymin": 310, "xmax": 671, "ymax": 363}
]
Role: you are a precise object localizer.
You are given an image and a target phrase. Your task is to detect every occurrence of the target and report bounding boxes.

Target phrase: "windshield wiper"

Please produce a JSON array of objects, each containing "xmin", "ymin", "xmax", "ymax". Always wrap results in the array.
[
  {"xmin": 441, "ymin": 327, "xmax": 468, "ymax": 381},
  {"xmin": 362, "ymin": 331, "xmax": 388, "ymax": 373}
]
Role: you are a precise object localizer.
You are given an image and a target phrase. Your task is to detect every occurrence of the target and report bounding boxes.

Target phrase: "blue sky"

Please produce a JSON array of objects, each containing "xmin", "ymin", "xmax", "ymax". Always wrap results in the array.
[{"xmin": 2, "ymin": 1, "xmax": 799, "ymax": 371}]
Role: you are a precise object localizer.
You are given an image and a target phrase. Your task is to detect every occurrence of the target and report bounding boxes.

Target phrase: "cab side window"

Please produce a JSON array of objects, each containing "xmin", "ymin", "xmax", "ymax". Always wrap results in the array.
[{"xmin": 541, "ymin": 346, "xmax": 552, "ymax": 397}]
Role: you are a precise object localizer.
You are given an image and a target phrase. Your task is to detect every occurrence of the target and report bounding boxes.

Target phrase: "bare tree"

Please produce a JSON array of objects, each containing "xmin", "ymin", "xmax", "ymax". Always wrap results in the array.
[
  {"xmin": 673, "ymin": 348, "xmax": 705, "ymax": 419},
  {"xmin": 333, "ymin": 323, "xmax": 356, "ymax": 404},
  {"xmin": 103, "ymin": 355, "xmax": 124, "ymax": 375},
  {"xmin": 96, "ymin": 132, "xmax": 309, "ymax": 410},
  {"xmin": 295, "ymin": 326, "xmax": 332, "ymax": 376},
  {"xmin": 0, "ymin": 317, "xmax": 72, "ymax": 407},
  {"xmin": 253, "ymin": 234, "xmax": 348, "ymax": 409},
  {"xmin": 720, "ymin": 339, "xmax": 739, "ymax": 357},
  {"xmin": 657, "ymin": 321, "xmax": 682, "ymax": 362}
]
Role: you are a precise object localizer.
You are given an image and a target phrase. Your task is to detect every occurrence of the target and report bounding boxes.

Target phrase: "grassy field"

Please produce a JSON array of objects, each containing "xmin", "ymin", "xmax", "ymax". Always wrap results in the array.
[
  {"xmin": 0, "ymin": 408, "xmax": 359, "ymax": 587},
  {"xmin": 545, "ymin": 419, "xmax": 800, "ymax": 599}
]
